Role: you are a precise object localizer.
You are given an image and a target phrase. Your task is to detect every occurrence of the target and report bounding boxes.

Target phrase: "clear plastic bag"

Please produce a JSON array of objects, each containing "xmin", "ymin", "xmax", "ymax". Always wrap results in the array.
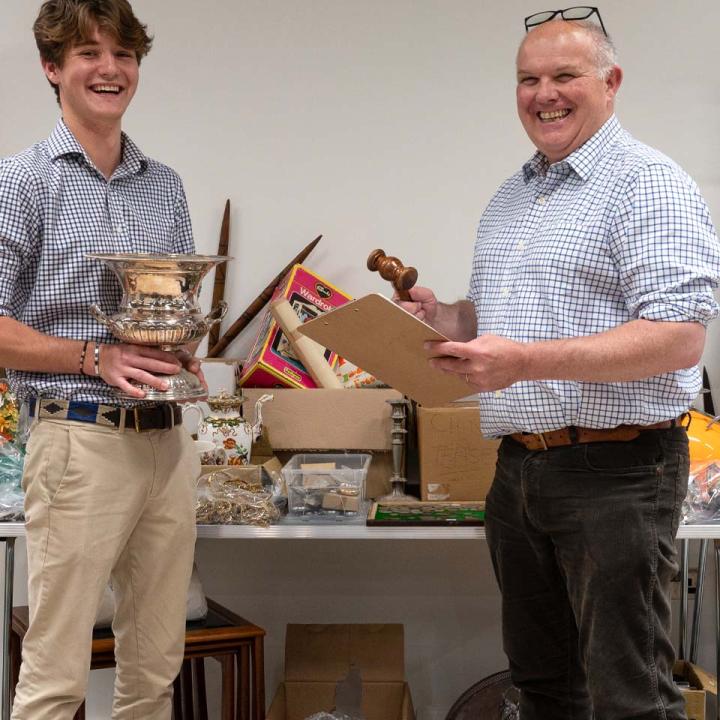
[
  {"xmin": 0, "ymin": 438, "xmax": 25, "ymax": 521},
  {"xmin": 682, "ymin": 460, "xmax": 720, "ymax": 524},
  {"xmin": 501, "ymin": 686, "xmax": 521, "ymax": 719}
]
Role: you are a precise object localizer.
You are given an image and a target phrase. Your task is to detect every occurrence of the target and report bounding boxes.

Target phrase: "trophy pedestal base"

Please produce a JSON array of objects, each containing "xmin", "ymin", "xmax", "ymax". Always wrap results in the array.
[{"xmin": 116, "ymin": 369, "xmax": 207, "ymax": 402}]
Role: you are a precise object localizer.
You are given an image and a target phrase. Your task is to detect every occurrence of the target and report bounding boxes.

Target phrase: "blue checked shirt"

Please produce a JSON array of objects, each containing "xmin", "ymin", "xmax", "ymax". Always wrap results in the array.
[
  {"xmin": 468, "ymin": 115, "xmax": 720, "ymax": 437},
  {"xmin": 0, "ymin": 119, "xmax": 194, "ymax": 405}
]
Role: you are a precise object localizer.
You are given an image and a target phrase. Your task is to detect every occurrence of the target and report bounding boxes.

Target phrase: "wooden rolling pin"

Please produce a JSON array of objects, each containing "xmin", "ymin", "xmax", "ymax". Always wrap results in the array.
[{"xmin": 270, "ymin": 299, "xmax": 343, "ymax": 389}]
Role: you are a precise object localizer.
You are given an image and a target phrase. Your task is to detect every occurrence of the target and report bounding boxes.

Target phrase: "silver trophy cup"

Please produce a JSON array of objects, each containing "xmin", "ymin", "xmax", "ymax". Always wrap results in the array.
[{"xmin": 87, "ymin": 252, "xmax": 230, "ymax": 401}]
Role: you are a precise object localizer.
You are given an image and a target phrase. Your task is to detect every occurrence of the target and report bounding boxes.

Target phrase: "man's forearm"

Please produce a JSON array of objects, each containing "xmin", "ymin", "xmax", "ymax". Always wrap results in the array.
[
  {"xmin": 431, "ymin": 318, "xmax": 706, "ymax": 393},
  {"xmin": 523, "ymin": 319, "xmax": 705, "ymax": 383},
  {"xmin": 0, "ymin": 317, "xmax": 85, "ymax": 374}
]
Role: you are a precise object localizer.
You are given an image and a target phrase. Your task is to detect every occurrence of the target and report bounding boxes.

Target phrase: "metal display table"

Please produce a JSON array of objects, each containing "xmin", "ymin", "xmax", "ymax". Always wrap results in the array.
[{"xmin": 2, "ymin": 522, "xmax": 719, "ymax": 719}]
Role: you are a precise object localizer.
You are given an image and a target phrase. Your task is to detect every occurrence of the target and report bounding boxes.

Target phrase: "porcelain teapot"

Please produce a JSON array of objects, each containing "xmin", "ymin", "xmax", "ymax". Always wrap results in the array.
[{"xmin": 184, "ymin": 391, "xmax": 272, "ymax": 466}]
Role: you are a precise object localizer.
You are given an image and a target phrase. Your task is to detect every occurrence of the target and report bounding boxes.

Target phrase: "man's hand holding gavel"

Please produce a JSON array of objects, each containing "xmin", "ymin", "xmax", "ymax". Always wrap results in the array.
[{"xmin": 366, "ymin": 248, "xmax": 438, "ymax": 322}]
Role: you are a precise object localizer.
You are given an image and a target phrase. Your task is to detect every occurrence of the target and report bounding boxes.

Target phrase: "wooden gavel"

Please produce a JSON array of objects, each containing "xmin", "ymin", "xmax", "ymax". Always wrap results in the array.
[{"xmin": 367, "ymin": 249, "xmax": 418, "ymax": 301}]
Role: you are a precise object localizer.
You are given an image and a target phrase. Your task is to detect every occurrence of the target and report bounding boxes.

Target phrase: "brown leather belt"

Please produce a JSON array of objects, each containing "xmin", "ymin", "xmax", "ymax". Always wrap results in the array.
[{"xmin": 510, "ymin": 418, "xmax": 683, "ymax": 451}]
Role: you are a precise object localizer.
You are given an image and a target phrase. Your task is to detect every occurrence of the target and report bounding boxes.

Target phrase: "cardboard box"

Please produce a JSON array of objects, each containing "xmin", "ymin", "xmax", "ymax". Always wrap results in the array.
[
  {"xmin": 418, "ymin": 403, "xmax": 499, "ymax": 501},
  {"xmin": 267, "ymin": 624, "xmax": 415, "ymax": 720},
  {"xmin": 674, "ymin": 660, "xmax": 717, "ymax": 720},
  {"xmin": 243, "ymin": 388, "xmax": 403, "ymax": 498},
  {"xmin": 242, "ymin": 388, "xmax": 399, "ymax": 450},
  {"xmin": 238, "ymin": 265, "xmax": 353, "ymax": 389}
]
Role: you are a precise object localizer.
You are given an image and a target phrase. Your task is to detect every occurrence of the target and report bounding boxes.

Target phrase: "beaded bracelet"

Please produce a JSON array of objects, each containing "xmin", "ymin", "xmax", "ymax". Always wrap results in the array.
[
  {"xmin": 94, "ymin": 343, "xmax": 101, "ymax": 377},
  {"xmin": 79, "ymin": 340, "xmax": 90, "ymax": 375}
]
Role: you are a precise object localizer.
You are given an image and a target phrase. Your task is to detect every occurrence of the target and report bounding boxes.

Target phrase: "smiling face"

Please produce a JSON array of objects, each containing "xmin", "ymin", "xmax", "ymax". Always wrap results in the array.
[
  {"xmin": 41, "ymin": 25, "xmax": 139, "ymax": 132},
  {"xmin": 516, "ymin": 22, "xmax": 622, "ymax": 164}
]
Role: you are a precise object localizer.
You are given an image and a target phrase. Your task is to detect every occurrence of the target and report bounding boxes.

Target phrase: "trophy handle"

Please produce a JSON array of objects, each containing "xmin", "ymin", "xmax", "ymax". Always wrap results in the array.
[
  {"xmin": 90, "ymin": 304, "xmax": 117, "ymax": 332},
  {"xmin": 204, "ymin": 301, "xmax": 228, "ymax": 328}
]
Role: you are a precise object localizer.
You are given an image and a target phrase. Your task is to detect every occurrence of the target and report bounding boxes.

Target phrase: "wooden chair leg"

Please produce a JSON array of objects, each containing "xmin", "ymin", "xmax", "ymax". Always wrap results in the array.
[
  {"xmin": 9, "ymin": 628, "xmax": 21, "ymax": 707},
  {"xmin": 252, "ymin": 636, "xmax": 265, "ymax": 720},
  {"xmin": 192, "ymin": 657, "xmax": 209, "ymax": 720},
  {"xmin": 172, "ymin": 671, "xmax": 184, "ymax": 720},
  {"xmin": 219, "ymin": 654, "xmax": 236, "ymax": 720},
  {"xmin": 237, "ymin": 646, "xmax": 249, "ymax": 720},
  {"xmin": 181, "ymin": 659, "xmax": 194, "ymax": 720}
]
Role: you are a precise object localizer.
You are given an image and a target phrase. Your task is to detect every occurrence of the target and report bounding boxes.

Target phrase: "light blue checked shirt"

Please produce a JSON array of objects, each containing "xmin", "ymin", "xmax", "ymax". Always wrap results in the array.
[
  {"xmin": 0, "ymin": 119, "xmax": 194, "ymax": 405},
  {"xmin": 468, "ymin": 115, "xmax": 720, "ymax": 437}
]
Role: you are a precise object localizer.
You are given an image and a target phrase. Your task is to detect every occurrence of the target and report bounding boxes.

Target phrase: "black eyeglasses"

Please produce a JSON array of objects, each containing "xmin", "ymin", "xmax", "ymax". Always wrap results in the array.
[{"xmin": 524, "ymin": 6, "xmax": 607, "ymax": 36}]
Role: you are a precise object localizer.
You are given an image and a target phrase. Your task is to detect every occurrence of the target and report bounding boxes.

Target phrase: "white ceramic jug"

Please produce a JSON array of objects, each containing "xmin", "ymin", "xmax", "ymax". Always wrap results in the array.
[{"xmin": 184, "ymin": 391, "xmax": 273, "ymax": 466}]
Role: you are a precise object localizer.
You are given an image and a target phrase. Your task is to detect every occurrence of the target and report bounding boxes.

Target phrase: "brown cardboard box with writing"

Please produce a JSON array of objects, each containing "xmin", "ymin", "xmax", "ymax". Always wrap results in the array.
[{"xmin": 418, "ymin": 403, "xmax": 499, "ymax": 501}]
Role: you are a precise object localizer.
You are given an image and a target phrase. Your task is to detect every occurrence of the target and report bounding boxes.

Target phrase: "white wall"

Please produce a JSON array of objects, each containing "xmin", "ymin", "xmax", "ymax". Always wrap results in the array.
[
  {"xmin": 2, "ymin": 1, "xmax": 720, "ymax": 717},
  {"xmin": 3, "ymin": 0, "xmax": 719, "ymax": 366}
]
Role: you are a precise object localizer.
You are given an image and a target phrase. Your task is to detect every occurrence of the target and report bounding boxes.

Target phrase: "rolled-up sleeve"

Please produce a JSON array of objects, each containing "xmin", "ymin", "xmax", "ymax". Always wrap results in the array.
[{"xmin": 610, "ymin": 162, "xmax": 720, "ymax": 326}]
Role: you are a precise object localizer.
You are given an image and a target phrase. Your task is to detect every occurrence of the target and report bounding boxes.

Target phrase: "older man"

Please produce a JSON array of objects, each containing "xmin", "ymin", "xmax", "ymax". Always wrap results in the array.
[{"xmin": 401, "ymin": 13, "xmax": 720, "ymax": 720}]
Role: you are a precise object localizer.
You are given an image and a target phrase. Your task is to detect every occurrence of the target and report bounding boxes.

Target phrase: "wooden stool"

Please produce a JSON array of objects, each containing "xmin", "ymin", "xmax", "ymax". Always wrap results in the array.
[{"xmin": 9, "ymin": 598, "xmax": 265, "ymax": 720}]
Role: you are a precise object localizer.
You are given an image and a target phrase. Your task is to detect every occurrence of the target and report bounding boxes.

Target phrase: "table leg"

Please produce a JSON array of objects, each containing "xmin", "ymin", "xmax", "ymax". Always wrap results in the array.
[
  {"xmin": 192, "ymin": 657, "xmax": 208, "ymax": 720},
  {"xmin": 238, "ymin": 645, "xmax": 249, "ymax": 720},
  {"xmin": 2, "ymin": 537, "xmax": 16, "ymax": 720},
  {"xmin": 689, "ymin": 539, "xmax": 709, "ymax": 663},
  {"xmin": 220, "ymin": 655, "xmax": 235, "ymax": 720},
  {"xmin": 252, "ymin": 636, "xmax": 264, "ymax": 720},
  {"xmin": 715, "ymin": 539, "xmax": 720, "ymax": 720},
  {"xmin": 679, "ymin": 538, "xmax": 689, "ymax": 660}
]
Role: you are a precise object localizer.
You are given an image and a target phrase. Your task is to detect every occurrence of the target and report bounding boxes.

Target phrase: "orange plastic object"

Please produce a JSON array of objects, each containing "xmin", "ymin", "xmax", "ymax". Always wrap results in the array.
[{"xmin": 687, "ymin": 409, "xmax": 720, "ymax": 465}]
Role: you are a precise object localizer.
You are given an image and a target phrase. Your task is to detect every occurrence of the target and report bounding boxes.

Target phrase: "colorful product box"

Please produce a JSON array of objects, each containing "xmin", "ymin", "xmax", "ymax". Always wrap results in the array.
[{"xmin": 238, "ymin": 264, "xmax": 353, "ymax": 389}]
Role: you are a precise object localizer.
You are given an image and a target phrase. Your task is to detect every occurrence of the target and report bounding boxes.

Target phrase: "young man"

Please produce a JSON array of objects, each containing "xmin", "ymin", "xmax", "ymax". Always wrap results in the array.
[
  {"xmin": 0, "ymin": 1, "xmax": 203, "ymax": 717},
  {"xmin": 400, "ymin": 16, "xmax": 720, "ymax": 720}
]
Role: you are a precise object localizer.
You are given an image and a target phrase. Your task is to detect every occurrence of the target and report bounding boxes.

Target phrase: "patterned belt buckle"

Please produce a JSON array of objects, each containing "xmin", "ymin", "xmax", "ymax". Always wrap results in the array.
[{"xmin": 133, "ymin": 407, "xmax": 152, "ymax": 433}]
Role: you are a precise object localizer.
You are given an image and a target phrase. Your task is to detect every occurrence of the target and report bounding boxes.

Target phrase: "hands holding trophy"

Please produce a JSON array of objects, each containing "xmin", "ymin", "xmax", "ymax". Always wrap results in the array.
[{"xmin": 87, "ymin": 253, "xmax": 230, "ymax": 401}]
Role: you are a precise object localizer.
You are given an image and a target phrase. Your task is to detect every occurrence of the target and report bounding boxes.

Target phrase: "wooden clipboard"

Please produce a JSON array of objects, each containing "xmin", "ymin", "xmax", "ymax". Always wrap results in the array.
[{"xmin": 298, "ymin": 293, "xmax": 475, "ymax": 407}]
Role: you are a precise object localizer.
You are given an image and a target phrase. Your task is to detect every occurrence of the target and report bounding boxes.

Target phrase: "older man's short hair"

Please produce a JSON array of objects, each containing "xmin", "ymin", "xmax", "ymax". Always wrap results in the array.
[
  {"xmin": 571, "ymin": 20, "xmax": 618, "ymax": 79},
  {"xmin": 519, "ymin": 19, "xmax": 618, "ymax": 80}
]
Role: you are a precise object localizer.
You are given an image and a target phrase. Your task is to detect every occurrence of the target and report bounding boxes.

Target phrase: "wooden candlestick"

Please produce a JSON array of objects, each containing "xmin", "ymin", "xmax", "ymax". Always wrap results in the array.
[{"xmin": 367, "ymin": 249, "xmax": 418, "ymax": 301}]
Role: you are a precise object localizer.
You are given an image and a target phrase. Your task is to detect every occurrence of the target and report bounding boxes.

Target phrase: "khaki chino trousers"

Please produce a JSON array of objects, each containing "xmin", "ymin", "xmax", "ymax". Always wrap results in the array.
[{"xmin": 11, "ymin": 416, "xmax": 199, "ymax": 720}]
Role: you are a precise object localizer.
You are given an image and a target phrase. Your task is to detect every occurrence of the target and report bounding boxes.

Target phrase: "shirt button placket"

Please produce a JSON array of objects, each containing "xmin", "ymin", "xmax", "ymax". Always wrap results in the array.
[{"xmin": 108, "ymin": 185, "xmax": 127, "ymax": 250}]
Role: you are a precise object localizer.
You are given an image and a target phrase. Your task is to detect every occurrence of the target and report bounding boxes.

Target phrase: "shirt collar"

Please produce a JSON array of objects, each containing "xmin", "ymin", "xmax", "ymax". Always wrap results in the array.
[
  {"xmin": 47, "ymin": 119, "xmax": 88, "ymax": 163},
  {"xmin": 118, "ymin": 132, "xmax": 148, "ymax": 176},
  {"xmin": 522, "ymin": 114, "xmax": 623, "ymax": 183},
  {"xmin": 46, "ymin": 118, "xmax": 148, "ymax": 177}
]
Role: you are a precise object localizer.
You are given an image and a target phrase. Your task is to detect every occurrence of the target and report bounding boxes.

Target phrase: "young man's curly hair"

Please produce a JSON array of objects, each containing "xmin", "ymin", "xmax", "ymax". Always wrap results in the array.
[{"xmin": 33, "ymin": 0, "xmax": 153, "ymax": 104}]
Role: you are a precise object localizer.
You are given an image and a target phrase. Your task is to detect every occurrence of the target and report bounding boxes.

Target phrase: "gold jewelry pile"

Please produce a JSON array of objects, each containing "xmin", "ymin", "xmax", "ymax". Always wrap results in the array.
[{"xmin": 195, "ymin": 468, "xmax": 280, "ymax": 527}]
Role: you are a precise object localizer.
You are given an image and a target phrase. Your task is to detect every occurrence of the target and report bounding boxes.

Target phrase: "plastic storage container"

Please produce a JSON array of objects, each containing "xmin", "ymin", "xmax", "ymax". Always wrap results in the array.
[{"xmin": 282, "ymin": 453, "xmax": 372, "ymax": 520}]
